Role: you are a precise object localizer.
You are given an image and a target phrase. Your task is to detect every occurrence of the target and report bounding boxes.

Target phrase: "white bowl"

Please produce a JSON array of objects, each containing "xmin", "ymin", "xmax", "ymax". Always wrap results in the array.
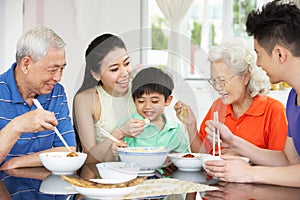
[
  {"xmin": 117, "ymin": 147, "xmax": 169, "ymax": 171},
  {"xmin": 39, "ymin": 174, "xmax": 77, "ymax": 194},
  {"xmin": 39, "ymin": 152, "xmax": 87, "ymax": 175},
  {"xmin": 202, "ymin": 154, "xmax": 222, "ymax": 173},
  {"xmin": 168, "ymin": 153, "xmax": 203, "ymax": 172},
  {"xmin": 96, "ymin": 162, "xmax": 140, "ymax": 181}
]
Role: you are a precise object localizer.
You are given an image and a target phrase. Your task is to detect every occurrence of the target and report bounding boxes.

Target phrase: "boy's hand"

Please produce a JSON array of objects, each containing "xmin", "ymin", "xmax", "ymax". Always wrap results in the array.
[{"xmin": 174, "ymin": 100, "xmax": 197, "ymax": 126}]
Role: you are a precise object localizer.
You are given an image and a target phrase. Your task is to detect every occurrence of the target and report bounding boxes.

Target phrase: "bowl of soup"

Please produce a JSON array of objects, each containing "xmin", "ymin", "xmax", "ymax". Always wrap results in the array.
[{"xmin": 39, "ymin": 152, "xmax": 87, "ymax": 175}]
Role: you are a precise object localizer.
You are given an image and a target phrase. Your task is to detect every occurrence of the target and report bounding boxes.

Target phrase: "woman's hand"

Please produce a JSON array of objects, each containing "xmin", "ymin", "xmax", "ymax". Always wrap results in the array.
[{"xmin": 112, "ymin": 141, "xmax": 128, "ymax": 157}]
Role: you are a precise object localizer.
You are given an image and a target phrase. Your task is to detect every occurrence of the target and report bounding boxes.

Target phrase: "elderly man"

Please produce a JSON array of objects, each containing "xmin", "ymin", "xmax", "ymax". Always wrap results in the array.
[{"xmin": 0, "ymin": 26, "xmax": 76, "ymax": 169}]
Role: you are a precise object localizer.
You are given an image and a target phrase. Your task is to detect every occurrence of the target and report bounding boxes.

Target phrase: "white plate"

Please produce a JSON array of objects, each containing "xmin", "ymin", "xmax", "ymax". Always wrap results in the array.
[
  {"xmin": 139, "ymin": 169, "xmax": 155, "ymax": 174},
  {"xmin": 72, "ymin": 179, "xmax": 137, "ymax": 198},
  {"xmin": 138, "ymin": 169, "xmax": 155, "ymax": 176}
]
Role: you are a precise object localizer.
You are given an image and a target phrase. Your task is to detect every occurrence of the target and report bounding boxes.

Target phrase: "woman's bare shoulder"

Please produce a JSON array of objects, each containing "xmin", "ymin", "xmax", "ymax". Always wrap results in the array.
[
  {"xmin": 74, "ymin": 87, "xmax": 101, "ymax": 121},
  {"xmin": 75, "ymin": 88, "xmax": 97, "ymax": 101}
]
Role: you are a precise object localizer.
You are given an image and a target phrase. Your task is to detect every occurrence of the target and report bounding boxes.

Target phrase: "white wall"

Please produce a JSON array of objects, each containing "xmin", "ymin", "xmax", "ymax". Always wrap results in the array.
[
  {"xmin": 2, "ymin": 0, "xmax": 142, "ymax": 114},
  {"xmin": 0, "ymin": 0, "xmax": 23, "ymax": 73}
]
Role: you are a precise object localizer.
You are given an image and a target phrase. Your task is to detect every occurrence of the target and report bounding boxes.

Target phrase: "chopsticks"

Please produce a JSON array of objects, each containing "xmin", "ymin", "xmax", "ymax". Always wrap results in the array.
[
  {"xmin": 98, "ymin": 126, "xmax": 122, "ymax": 144},
  {"xmin": 213, "ymin": 111, "xmax": 221, "ymax": 157},
  {"xmin": 32, "ymin": 99, "xmax": 72, "ymax": 152}
]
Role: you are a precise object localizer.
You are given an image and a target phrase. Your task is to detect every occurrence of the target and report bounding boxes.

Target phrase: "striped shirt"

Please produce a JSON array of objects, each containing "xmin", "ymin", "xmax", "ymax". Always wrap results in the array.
[
  {"xmin": 0, "ymin": 63, "xmax": 76, "ymax": 165},
  {"xmin": 0, "ymin": 171, "xmax": 71, "ymax": 199}
]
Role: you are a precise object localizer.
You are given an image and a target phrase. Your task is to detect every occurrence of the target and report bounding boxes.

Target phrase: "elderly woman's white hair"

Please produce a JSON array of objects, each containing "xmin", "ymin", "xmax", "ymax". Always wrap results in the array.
[{"xmin": 208, "ymin": 38, "xmax": 270, "ymax": 97}]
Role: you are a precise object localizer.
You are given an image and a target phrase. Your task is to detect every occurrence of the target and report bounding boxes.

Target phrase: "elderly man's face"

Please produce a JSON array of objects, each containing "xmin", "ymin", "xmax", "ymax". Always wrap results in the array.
[{"xmin": 27, "ymin": 47, "xmax": 66, "ymax": 95}]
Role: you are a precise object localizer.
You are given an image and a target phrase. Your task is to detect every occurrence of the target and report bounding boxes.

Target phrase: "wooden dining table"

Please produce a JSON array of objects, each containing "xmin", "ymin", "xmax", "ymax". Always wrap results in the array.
[{"xmin": 1, "ymin": 163, "xmax": 300, "ymax": 200}]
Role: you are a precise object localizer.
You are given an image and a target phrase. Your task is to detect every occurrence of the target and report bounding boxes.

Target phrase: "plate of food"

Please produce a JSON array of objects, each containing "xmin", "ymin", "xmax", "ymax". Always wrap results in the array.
[
  {"xmin": 61, "ymin": 175, "xmax": 146, "ymax": 199},
  {"xmin": 168, "ymin": 153, "xmax": 204, "ymax": 172}
]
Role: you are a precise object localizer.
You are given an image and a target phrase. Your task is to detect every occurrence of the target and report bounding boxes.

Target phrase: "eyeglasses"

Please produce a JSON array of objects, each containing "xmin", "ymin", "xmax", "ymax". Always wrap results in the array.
[{"xmin": 208, "ymin": 74, "xmax": 237, "ymax": 88}]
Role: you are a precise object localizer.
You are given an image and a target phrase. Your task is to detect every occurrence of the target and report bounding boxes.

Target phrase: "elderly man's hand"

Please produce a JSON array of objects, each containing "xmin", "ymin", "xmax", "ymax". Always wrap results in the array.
[{"xmin": 13, "ymin": 109, "xmax": 58, "ymax": 134}]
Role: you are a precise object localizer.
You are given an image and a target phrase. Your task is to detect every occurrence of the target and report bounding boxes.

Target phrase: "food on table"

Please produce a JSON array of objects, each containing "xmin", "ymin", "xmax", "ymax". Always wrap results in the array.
[
  {"xmin": 181, "ymin": 106, "xmax": 188, "ymax": 127},
  {"xmin": 66, "ymin": 152, "xmax": 78, "ymax": 157},
  {"xmin": 61, "ymin": 175, "xmax": 146, "ymax": 188},
  {"xmin": 122, "ymin": 146, "xmax": 166, "ymax": 153},
  {"xmin": 182, "ymin": 153, "xmax": 195, "ymax": 158},
  {"xmin": 144, "ymin": 118, "xmax": 150, "ymax": 124},
  {"xmin": 181, "ymin": 106, "xmax": 189, "ymax": 139}
]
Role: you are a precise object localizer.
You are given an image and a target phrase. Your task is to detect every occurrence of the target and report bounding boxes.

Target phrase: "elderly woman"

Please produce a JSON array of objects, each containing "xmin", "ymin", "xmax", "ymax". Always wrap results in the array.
[{"xmin": 175, "ymin": 38, "xmax": 288, "ymax": 155}]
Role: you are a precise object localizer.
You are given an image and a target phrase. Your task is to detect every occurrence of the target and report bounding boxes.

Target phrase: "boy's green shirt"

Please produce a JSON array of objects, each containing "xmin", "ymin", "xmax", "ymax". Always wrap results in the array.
[{"xmin": 121, "ymin": 113, "xmax": 189, "ymax": 153}]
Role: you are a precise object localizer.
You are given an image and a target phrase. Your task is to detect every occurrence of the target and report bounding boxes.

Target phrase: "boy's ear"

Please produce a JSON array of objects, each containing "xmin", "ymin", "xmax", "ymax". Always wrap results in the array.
[{"xmin": 165, "ymin": 95, "xmax": 173, "ymax": 106}]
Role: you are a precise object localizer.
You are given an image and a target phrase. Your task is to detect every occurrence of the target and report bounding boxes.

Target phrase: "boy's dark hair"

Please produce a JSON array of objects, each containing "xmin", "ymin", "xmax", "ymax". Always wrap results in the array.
[
  {"xmin": 246, "ymin": 0, "xmax": 300, "ymax": 56},
  {"xmin": 131, "ymin": 67, "xmax": 174, "ymax": 101}
]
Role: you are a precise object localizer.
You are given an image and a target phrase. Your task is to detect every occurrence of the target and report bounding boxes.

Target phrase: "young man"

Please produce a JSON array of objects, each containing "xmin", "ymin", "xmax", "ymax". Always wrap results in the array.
[
  {"xmin": 204, "ymin": 0, "xmax": 300, "ymax": 187},
  {"xmin": 0, "ymin": 27, "xmax": 76, "ymax": 169}
]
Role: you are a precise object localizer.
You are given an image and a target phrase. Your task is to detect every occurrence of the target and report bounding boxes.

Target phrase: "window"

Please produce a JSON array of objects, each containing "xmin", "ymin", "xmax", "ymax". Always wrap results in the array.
[{"xmin": 146, "ymin": 0, "xmax": 257, "ymax": 78}]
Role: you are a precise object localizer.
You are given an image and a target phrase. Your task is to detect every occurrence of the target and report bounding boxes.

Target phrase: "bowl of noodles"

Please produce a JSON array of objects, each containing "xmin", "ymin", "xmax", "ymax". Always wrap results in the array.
[{"xmin": 117, "ymin": 147, "xmax": 169, "ymax": 172}]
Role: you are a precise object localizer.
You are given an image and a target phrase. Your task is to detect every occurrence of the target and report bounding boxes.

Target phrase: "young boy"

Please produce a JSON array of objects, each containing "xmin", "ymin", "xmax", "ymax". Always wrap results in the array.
[{"xmin": 113, "ymin": 67, "xmax": 189, "ymax": 154}]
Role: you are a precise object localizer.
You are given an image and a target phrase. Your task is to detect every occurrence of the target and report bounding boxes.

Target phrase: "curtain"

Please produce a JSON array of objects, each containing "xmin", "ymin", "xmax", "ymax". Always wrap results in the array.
[
  {"xmin": 156, "ymin": 0, "xmax": 194, "ymax": 76},
  {"xmin": 222, "ymin": 0, "xmax": 233, "ymax": 42}
]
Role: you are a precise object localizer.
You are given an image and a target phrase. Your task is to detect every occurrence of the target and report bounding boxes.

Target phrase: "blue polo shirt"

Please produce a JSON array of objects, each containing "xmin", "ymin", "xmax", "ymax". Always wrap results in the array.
[
  {"xmin": 0, "ymin": 171, "xmax": 74, "ymax": 199},
  {"xmin": 0, "ymin": 63, "xmax": 76, "ymax": 165}
]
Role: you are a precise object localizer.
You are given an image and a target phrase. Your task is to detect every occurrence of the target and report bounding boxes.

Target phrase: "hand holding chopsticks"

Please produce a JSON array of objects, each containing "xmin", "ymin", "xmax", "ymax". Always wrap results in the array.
[
  {"xmin": 33, "ymin": 99, "xmax": 72, "ymax": 152},
  {"xmin": 213, "ymin": 111, "xmax": 221, "ymax": 157},
  {"xmin": 98, "ymin": 126, "xmax": 123, "ymax": 145}
]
